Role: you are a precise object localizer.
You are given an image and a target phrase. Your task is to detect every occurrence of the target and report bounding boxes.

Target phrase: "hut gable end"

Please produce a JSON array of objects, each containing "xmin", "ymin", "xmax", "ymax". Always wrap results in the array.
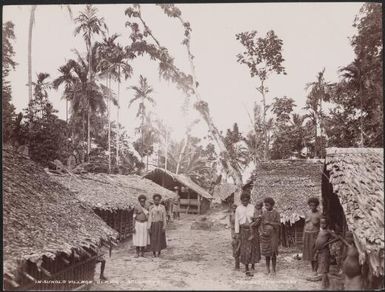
[
  {"xmin": 324, "ymin": 147, "xmax": 384, "ymax": 277},
  {"xmin": 251, "ymin": 159, "xmax": 324, "ymax": 225}
]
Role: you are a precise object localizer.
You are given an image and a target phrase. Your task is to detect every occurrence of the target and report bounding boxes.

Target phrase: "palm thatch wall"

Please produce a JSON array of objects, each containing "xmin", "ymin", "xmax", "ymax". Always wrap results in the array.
[
  {"xmin": 251, "ymin": 159, "xmax": 324, "ymax": 224},
  {"xmin": 322, "ymin": 148, "xmax": 384, "ymax": 280},
  {"xmin": 3, "ymin": 148, "xmax": 118, "ymax": 290}
]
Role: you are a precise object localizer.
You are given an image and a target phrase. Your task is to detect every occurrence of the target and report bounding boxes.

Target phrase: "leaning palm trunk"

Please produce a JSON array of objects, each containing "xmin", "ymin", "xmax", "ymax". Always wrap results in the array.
[
  {"xmin": 181, "ymin": 21, "xmax": 243, "ymax": 204},
  {"xmin": 107, "ymin": 77, "xmax": 111, "ymax": 173},
  {"xmin": 176, "ymin": 135, "xmax": 189, "ymax": 175},
  {"xmin": 116, "ymin": 77, "xmax": 120, "ymax": 170},
  {"xmin": 134, "ymin": 7, "xmax": 244, "ymax": 203},
  {"xmin": 28, "ymin": 6, "xmax": 37, "ymax": 104},
  {"xmin": 86, "ymin": 37, "xmax": 92, "ymax": 159}
]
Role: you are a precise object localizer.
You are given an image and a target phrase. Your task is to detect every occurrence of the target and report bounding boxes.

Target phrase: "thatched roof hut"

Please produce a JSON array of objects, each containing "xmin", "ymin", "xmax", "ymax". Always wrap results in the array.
[
  {"xmin": 3, "ymin": 148, "xmax": 117, "ymax": 288},
  {"xmin": 322, "ymin": 148, "xmax": 384, "ymax": 278},
  {"xmin": 143, "ymin": 168, "xmax": 212, "ymax": 214},
  {"xmin": 49, "ymin": 172, "xmax": 177, "ymax": 211},
  {"xmin": 144, "ymin": 168, "xmax": 212, "ymax": 200},
  {"xmin": 251, "ymin": 159, "xmax": 324, "ymax": 224}
]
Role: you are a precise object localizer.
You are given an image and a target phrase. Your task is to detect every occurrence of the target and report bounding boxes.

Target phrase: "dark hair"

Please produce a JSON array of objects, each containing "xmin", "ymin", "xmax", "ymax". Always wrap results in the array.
[
  {"xmin": 264, "ymin": 197, "xmax": 275, "ymax": 207},
  {"xmin": 307, "ymin": 197, "xmax": 320, "ymax": 206},
  {"xmin": 240, "ymin": 191, "xmax": 250, "ymax": 201},
  {"xmin": 138, "ymin": 194, "xmax": 147, "ymax": 201},
  {"xmin": 153, "ymin": 193, "xmax": 162, "ymax": 200}
]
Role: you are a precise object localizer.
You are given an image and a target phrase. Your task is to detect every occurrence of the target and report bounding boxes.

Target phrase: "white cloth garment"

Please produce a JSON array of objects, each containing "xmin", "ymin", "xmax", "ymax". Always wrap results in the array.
[
  {"xmin": 234, "ymin": 203, "xmax": 255, "ymax": 234},
  {"xmin": 132, "ymin": 221, "xmax": 150, "ymax": 247}
]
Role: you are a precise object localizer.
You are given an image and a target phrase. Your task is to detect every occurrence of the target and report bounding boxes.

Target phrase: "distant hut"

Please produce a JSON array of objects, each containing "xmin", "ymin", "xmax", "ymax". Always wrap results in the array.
[
  {"xmin": 322, "ymin": 148, "xmax": 384, "ymax": 289},
  {"xmin": 143, "ymin": 168, "xmax": 213, "ymax": 214},
  {"xmin": 3, "ymin": 148, "xmax": 117, "ymax": 291},
  {"xmin": 251, "ymin": 159, "xmax": 324, "ymax": 247},
  {"xmin": 212, "ymin": 183, "xmax": 237, "ymax": 206},
  {"xmin": 49, "ymin": 173, "xmax": 176, "ymax": 240}
]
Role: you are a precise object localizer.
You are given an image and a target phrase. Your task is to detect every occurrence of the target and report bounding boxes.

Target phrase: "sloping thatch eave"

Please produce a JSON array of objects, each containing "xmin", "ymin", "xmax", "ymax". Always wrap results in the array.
[
  {"xmin": 251, "ymin": 159, "xmax": 324, "ymax": 225},
  {"xmin": 324, "ymin": 147, "xmax": 384, "ymax": 276},
  {"xmin": 3, "ymin": 148, "xmax": 118, "ymax": 279},
  {"xmin": 143, "ymin": 168, "xmax": 213, "ymax": 200},
  {"xmin": 48, "ymin": 172, "xmax": 177, "ymax": 211}
]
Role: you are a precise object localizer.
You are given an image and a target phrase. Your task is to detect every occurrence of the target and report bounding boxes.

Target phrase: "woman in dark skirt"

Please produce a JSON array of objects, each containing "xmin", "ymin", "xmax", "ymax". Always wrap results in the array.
[
  {"xmin": 147, "ymin": 193, "xmax": 167, "ymax": 257},
  {"xmin": 234, "ymin": 191, "xmax": 261, "ymax": 276},
  {"xmin": 260, "ymin": 197, "xmax": 280, "ymax": 276}
]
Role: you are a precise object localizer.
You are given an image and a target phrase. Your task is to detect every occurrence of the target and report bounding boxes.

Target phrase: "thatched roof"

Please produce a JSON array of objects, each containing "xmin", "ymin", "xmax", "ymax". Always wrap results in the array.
[
  {"xmin": 143, "ymin": 168, "xmax": 212, "ymax": 199},
  {"xmin": 324, "ymin": 147, "xmax": 384, "ymax": 276},
  {"xmin": 49, "ymin": 172, "xmax": 177, "ymax": 211},
  {"xmin": 251, "ymin": 159, "xmax": 324, "ymax": 224},
  {"xmin": 3, "ymin": 148, "xmax": 118, "ymax": 279},
  {"xmin": 213, "ymin": 183, "xmax": 237, "ymax": 201}
]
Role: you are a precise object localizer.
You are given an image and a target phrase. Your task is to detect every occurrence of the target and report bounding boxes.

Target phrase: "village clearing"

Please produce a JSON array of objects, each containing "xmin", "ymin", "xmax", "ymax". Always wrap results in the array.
[{"xmin": 92, "ymin": 208, "xmax": 319, "ymax": 290}]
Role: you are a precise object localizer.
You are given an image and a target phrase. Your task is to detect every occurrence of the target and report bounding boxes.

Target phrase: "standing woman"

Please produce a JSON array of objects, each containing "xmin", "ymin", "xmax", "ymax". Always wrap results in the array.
[
  {"xmin": 133, "ymin": 195, "xmax": 150, "ymax": 257},
  {"xmin": 234, "ymin": 191, "xmax": 261, "ymax": 276},
  {"xmin": 260, "ymin": 197, "xmax": 280, "ymax": 275},
  {"xmin": 148, "ymin": 193, "xmax": 167, "ymax": 257}
]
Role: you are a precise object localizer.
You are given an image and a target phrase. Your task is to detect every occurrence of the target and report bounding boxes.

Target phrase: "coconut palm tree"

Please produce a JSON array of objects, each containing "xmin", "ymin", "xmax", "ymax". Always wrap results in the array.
[
  {"xmin": 74, "ymin": 4, "xmax": 107, "ymax": 159},
  {"xmin": 128, "ymin": 75, "xmax": 155, "ymax": 163},
  {"xmin": 98, "ymin": 35, "xmax": 133, "ymax": 169},
  {"xmin": 305, "ymin": 68, "xmax": 332, "ymax": 158},
  {"xmin": 53, "ymin": 47, "xmax": 107, "ymax": 153}
]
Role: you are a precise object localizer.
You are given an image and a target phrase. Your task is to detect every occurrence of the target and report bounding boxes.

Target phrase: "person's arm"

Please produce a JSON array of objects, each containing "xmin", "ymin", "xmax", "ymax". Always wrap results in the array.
[
  {"xmin": 264, "ymin": 211, "xmax": 281, "ymax": 227},
  {"xmin": 234, "ymin": 207, "xmax": 240, "ymax": 234},
  {"xmin": 162, "ymin": 205, "xmax": 167, "ymax": 229},
  {"xmin": 147, "ymin": 207, "xmax": 152, "ymax": 230}
]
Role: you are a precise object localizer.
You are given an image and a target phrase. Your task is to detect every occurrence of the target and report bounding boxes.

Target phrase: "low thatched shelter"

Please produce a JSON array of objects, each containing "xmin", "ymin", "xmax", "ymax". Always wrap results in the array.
[
  {"xmin": 251, "ymin": 159, "xmax": 324, "ymax": 247},
  {"xmin": 143, "ymin": 168, "xmax": 213, "ymax": 214},
  {"xmin": 49, "ymin": 172, "xmax": 176, "ymax": 240},
  {"xmin": 3, "ymin": 148, "xmax": 118, "ymax": 291},
  {"xmin": 322, "ymin": 148, "xmax": 384, "ymax": 289}
]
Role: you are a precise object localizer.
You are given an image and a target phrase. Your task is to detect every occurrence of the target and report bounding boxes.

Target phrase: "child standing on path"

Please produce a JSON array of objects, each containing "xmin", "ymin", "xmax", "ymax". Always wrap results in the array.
[
  {"xmin": 314, "ymin": 217, "xmax": 339, "ymax": 289},
  {"xmin": 260, "ymin": 197, "xmax": 280, "ymax": 276},
  {"xmin": 303, "ymin": 197, "xmax": 322, "ymax": 275},
  {"xmin": 148, "ymin": 193, "xmax": 167, "ymax": 257},
  {"xmin": 133, "ymin": 195, "xmax": 150, "ymax": 257},
  {"xmin": 234, "ymin": 192, "xmax": 261, "ymax": 276}
]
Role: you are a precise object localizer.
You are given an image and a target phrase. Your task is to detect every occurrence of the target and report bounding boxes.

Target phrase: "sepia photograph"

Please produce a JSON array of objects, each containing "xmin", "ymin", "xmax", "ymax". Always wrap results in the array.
[{"xmin": 2, "ymin": 1, "xmax": 384, "ymax": 291}]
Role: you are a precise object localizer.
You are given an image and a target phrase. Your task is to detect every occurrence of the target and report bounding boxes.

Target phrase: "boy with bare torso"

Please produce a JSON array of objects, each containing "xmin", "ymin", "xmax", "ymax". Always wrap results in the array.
[
  {"xmin": 303, "ymin": 197, "xmax": 322, "ymax": 275},
  {"xmin": 314, "ymin": 217, "xmax": 339, "ymax": 289}
]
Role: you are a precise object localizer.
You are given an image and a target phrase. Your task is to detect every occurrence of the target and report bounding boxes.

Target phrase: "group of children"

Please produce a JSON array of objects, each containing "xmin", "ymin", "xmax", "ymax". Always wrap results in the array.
[
  {"xmin": 229, "ymin": 194, "xmax": 364, "ymax": 290},
  {"xmin": 230, "ymin": 192, "xmax": 280, "ymax": 276},
  {"xmin": 303, "ymin": 197, "xmax": 363, "ymax": 290}
]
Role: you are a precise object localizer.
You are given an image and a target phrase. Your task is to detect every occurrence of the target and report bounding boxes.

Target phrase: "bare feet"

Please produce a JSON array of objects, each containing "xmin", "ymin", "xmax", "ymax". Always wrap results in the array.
[
  {"xmin": 134, "ymin": 254, "xmax": 140, "ymax": 258},
  {"xmin": 100, "ymin": 275, "xmax": 107, "ymax": 281}
]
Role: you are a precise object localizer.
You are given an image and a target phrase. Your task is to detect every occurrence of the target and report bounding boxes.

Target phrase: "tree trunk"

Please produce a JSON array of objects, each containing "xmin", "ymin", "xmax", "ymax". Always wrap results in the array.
[
  {"xmin": 107, "ymin": 77, "xmax": 111, "ymax": 173},
  {"xmin": 176, "ymin": 135, "xmax": 189, "ymax": 175},
  {"xmin": 87, "ymin": 108, "xmax": 91, "ymax": 161},
  {"xmin": 28, "ymin": 6, "xmax": 37, "ymax": 104},
  {"xmin": 182, "ymin": 33, "xmax": 243, "ymax": 205},
  {"xmin": 314, "ymin": 112, "xmax": 319, "ymax": 158},
  {"xmin": 165, "ymin": 131, "xmax": 168, "ymax": 171},
  {"xmin": 261, "ymin": 81, "xmax": 268, "ymax": 161},
  {"xmin": 116, "ymin": 70, "xmax": 121, "ymax": 170},
  {"xmin": 87, "ymin": 37, "xmax": 92, "ymax": 159}
]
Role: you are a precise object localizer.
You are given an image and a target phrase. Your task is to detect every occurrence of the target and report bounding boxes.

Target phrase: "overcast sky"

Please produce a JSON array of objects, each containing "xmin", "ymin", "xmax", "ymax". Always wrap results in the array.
[{"xmin": 3, "ymin": 3, "xmax": 363, "ymax": 141}]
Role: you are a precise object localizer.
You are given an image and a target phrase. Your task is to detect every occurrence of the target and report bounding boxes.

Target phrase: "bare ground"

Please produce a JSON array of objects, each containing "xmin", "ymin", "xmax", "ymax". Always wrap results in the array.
[{"xmin": 90, "ymin": 208, "xmax": 320, "ymax": 290}]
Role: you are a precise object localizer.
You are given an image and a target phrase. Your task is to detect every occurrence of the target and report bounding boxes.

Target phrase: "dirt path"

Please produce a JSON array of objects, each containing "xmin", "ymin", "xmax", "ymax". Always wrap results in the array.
[{"xmin": 91, "ymin": 209, "xmax": 320, "ymax": 290}]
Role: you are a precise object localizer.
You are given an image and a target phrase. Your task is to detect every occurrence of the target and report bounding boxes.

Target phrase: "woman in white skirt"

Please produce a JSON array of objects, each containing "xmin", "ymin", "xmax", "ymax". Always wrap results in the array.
[{"xmin": 133, "ymin": 195, "xmax": 150, "ymax": 257}]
